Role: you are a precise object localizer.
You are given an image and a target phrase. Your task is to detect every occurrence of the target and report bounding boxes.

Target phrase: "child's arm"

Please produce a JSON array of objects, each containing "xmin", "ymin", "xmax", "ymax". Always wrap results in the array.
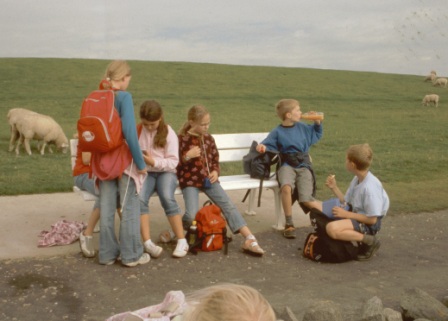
[
  {"xmin": 331, "ymin": 208, "xmax": 378, "ymax": 225},
  {"xmin": 81, "ymin": 152, "xmax": 91, "ymax": 165},
  {"xmin": 325, "ymin": 175, "xmax": 345, "ymax": 202}
]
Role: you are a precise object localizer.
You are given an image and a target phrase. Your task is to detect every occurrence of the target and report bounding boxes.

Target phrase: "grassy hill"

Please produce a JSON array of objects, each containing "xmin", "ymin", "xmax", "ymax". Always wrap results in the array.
[{"xmin": 1, "ymin": 58, "xmax": 447, "ymax": 214}]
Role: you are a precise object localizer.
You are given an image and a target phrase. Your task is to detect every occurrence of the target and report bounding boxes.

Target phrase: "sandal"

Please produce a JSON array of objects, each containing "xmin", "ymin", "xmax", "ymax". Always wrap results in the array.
[
  {"xmin": 242, "ymin": 239, "xmax": 265, "ymax": 256},
  {"xmin": 283, "ymin": 225, "xmax": 296, "ymax": 239}
]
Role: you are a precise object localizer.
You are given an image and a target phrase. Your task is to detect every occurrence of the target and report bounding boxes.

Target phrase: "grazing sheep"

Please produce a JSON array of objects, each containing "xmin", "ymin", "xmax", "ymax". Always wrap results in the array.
[
  {"xmin": 7, "ymin": 108, "xmax": 37, "ymax": 152},
  {"xmin": 13, "ymin": 111, "xmax": 69, "ymax": 155},
  {"xmin": 433, "ymin": 77, "xmax": 448, "ymax": 87},
  {"xmin": 424, "ymin": 71, "xmax": 437, "ymax": 82},
  {"xmin": 422, "ymin": 94, "xmax": 439, "ymax": 107}
]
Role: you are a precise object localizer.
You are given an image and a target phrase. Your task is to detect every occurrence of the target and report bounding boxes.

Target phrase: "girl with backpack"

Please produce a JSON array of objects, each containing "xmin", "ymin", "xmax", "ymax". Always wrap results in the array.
[
  {"xmin": 177, "ymin": 105, "xmax": 265, "ymax": 256},
  {"xmin": 137, "ymin": 100, "xmax": 188, "ymax": 258},
  {"xmin": 92, "ymin": 60, "xmax": 149, "ymax": 267}
]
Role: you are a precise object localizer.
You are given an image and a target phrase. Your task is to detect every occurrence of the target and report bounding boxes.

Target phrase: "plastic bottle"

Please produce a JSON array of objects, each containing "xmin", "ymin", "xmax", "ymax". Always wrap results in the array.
[{"xmin": 188, "ymin": 221, "xmax": 197, "ymax": 245}]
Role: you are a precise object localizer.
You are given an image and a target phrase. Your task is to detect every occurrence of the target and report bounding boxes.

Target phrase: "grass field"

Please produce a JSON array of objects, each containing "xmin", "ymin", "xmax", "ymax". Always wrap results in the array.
[{"xmin": 1, "ymin": 58, "xmax": 447, "ymax": 215}]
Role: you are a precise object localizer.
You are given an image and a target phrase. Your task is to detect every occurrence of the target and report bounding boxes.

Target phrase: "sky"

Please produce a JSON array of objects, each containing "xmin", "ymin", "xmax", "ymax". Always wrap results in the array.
[{"xmin": 1, "ymin": 0, "xmax": 447, "ymax": 76}]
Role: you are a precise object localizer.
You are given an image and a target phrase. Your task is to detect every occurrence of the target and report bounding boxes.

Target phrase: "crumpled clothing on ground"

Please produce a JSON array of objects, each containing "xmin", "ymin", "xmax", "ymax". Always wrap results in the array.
[
  {"xmin": 38, "ymin": 219, "xmax": 86, "ymax": 247},
  {"xmin": 107, "ymin": 290, "xmax": 186, "ymax": 321}
]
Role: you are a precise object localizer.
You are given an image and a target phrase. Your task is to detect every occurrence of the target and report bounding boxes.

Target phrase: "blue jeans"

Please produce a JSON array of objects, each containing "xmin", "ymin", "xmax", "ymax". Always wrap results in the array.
[
  {"xmin": 98, "ymin": 174, "xmax": 143, "ymax": 265},
  {"xmin": 182, "ymin": 182, "xmax": 247, "ymax": 234},
  {"xmin": 74, "ymin": 173, "xmax": 100, "ymax": 209},
  {"xmin": 140, "ymin": 172, "xmax": 181, "ymax": 216}
]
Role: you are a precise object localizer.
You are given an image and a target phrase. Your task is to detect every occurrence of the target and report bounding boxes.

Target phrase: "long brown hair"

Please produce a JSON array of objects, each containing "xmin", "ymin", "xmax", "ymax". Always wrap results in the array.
[
  {"xmin": 140, "ymin": 100, "xmax": 168, "ymax": 148},
  {"xmin": 179, "ymin": 105, "xmax": 209, "ymax": 135}
]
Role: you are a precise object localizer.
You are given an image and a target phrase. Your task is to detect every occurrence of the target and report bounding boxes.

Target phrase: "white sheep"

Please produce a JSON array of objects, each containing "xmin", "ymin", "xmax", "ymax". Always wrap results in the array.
[
  {"xmin": 7, "ymin": 108, "xmax": 37, "ymax": 152},
  {"xmin": 422, "ymin": 94, "xmax": 439, "ymax": 107},
  {"xmin": 424, "ymin": 71, "xmax": 437, "ymax": 82},
  {"xmin": 432, "ymin": 77, "xmax": 447, "ymax": 87},
  {"xmin": 13, "ymin": 111, "xmax": 69, "ymax": 155}
]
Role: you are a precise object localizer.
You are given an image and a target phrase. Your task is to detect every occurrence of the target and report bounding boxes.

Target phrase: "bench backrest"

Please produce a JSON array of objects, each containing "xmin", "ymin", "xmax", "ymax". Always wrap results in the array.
[{"xmin": 70, "ymin": 132, "xmax": 268, "ymax": 170}]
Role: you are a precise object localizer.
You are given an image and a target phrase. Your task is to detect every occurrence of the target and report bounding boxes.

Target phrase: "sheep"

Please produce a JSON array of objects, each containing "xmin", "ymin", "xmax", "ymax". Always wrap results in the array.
[
  {"xmin": 13, "ymin": 111, "xmax": 69, "ymax": 155},
  {"xmin": 424, "ymin": 70, "xmax": 437, "ymax": 82},
  {"xmin": 7, "ymin": 108, "xmax": 37, "ymax": 152},
  {"xmin": 422, "ymin": 94, "xmax": 439, "ymax": 107},
  {"xmin": 432, "ymin": 77, "xmax": 448, "ymax": 87}
]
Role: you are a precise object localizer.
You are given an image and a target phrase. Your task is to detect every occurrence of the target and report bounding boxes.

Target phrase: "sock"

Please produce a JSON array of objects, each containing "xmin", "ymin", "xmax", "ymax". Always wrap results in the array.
[
  {"xmin": 144, "ymin": 239, "xmax": 155, "ymax": 248},
  {"xmin": 362, "ymin": 234, "xmax": 374, "ymax": 245},
  {"xmin": 245, "ymin": 234, "xmax": 256, "ymax": 241},
  {"xmin": 177, "ymin": 238, "xmax": 188, "ymax": 246},
  {"xmin": 285, "ymin": 216, "xmax": 294, "ymax": 226}
]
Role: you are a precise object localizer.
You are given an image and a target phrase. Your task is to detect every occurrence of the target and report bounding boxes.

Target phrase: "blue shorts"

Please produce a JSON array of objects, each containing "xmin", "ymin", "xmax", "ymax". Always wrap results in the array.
[{"xmin": 351, "ymin": 216, "xmax": 382, "ymax": 235}]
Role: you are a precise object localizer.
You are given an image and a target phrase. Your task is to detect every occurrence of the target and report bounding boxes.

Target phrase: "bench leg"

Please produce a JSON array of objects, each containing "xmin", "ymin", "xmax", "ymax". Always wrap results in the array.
[
  {"xmin": 270, "ymin": 187, "xmax": 285, "ymax": 230},
  {"xmin": 244, "ymin": 188, "xmax": 257, "ymax": 216}
]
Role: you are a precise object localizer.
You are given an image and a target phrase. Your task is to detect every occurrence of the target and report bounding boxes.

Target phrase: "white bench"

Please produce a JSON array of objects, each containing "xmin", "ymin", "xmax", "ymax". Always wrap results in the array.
[{"xmin": 70, "ymin": 133, "xmax": 285, "ymax": 230}]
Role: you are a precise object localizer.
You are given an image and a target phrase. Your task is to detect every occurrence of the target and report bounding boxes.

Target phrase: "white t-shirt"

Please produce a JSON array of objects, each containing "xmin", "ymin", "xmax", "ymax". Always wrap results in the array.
[{"xmin": 345, "ymin": 171, "xmax": 389, "ymax": 217}]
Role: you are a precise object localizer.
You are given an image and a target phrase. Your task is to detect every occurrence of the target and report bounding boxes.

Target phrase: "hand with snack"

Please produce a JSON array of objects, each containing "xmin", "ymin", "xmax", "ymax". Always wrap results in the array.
[{"xmin": 256, "ymin": 144, "xmax": 266, "ymax": 153}]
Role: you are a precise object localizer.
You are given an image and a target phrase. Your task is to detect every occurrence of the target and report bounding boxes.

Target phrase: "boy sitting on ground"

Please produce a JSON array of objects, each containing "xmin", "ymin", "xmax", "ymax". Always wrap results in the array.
[{"xmin": 325, "ymin": 143, "xmax": 390, "ymax": 261}]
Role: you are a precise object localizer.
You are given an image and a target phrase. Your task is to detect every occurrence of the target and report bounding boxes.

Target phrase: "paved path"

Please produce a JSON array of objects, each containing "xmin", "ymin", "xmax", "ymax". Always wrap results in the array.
[{"xmin": 0, "ymin": 190, "xmax": 310, "ymax": 260}]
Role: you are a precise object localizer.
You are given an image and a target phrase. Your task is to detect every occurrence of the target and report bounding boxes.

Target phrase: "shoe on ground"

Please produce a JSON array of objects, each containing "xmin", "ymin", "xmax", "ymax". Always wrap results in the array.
[
  {"xmin": 242, "ymin": 239, "xmax": 265, "ymax": 256},
  {"xmin": 172, "ymin": 241, "xmax": 189, "ymax": 258},
  {"xmin": 159, "ymin": 229, "xmax": 176, "ymax": 243},
  {"xmin": 144, "ymin": 242, "xmax": 163, "ymax": 258},
  {"xmin": 357, "ymin": 238, "xmax": 381, "ymax": 261},
  {"xmin": 79, "ymin": 232, "xmax": 95, "ymax": 258},
  {"xmin": 123, "ymin": 253, "xmax": 151, "ymax": 267},
  {"xmin": 283, "ymin": 225, "xmax": 296, "ymax": 239}
]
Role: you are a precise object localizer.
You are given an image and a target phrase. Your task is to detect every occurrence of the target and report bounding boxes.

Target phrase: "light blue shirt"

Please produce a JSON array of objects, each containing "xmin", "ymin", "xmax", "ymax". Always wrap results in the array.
[{"xmin": 345, "ymin": 171, "xmax": 389, "ymax": 217}]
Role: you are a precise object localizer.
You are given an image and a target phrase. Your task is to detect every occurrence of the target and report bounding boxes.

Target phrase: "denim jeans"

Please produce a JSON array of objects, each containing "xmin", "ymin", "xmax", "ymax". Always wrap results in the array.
[
  {"xmin": 140, "ymin": 172, "xmax": 181, "ymax": 216},
  {"xmin": 182, "ymin": 182, "xmax": 247, "ymax": 234},
  {"xmin": 98, "ymin": 174, "xmax": 143, "ymax": 265},
  {"xmin": 74, "ymin": 173, "xmax": 100, "ymax": 209}
]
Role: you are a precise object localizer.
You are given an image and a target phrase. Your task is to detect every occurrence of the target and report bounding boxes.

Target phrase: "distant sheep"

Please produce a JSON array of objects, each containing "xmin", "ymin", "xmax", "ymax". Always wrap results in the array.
[
  {"xmin": 433, "ymin": 77, "xmax": 448, "ymax": 87},
  {"xmin": 7, "ymin": 108, "xmax": 37, "ymax": 152},
  {"xmin": 422, "ymin": 94, "xmax": 439, "ymax": 107},
  {"xmin": 10, "ymin": 110, "xmax": 69, "ymax": 155},
  {"xmin": 424, "ymin": 71, "xmax": 437, "ymax": 82}
]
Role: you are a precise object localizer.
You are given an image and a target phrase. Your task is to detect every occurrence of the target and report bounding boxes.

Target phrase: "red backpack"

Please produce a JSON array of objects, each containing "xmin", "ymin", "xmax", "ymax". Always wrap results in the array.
[
  {"xmin": 77, "ymin": 90, "xmax": 124, "ymax": 153},
  {"xmin": 190, "ymin": 201, "xmax": 231, "ymax": 254}
]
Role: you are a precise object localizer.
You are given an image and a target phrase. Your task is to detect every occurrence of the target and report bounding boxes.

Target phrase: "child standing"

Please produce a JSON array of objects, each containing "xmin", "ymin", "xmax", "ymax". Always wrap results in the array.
[
  {"xmin": 137, "ymin": 100, "xmax": 188, "ymax": 258},
  {"xmin": 177, "ymin": 105, "xmax": 265, "ymax": 256},
  {"xmin": 325, "ymin": 143, "xmax": 389, "ymax": 261},
  {"xmin": 91, "ymin": 60, "xmax": 149, "ymax": 267},
  {"xmin": 257, "ymin": 99, "xmax": 323, "ymax": 239}
]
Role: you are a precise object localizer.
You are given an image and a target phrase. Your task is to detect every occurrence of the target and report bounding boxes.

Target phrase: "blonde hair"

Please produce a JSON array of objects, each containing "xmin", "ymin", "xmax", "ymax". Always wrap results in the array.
[
  {"xmin": 275, "ymin": 99, "xmax": 299, "ymax": 120},
  {"xmin": 100, "ymin": 60, "xmax": 131, "ymax": 90},
  {"xmin": 347, "ymin": 143, "xmax": 373, "ymax": 171},
  {"xmin": 179, "ymin": 105, "xmax": 209, "ymax": 135},
  {"xmin": 182, "ymin": 283, "xmax": 276, "ymax": 321},
  {"xmin": 139, "ymin": 100, "xmax": 168, "ymax": 148}
]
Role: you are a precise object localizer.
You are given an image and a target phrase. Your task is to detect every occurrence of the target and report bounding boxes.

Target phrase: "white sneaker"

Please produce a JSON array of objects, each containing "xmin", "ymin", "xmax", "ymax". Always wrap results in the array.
[
  {"xmin": 123, "ymin": 253, "xmax": 151, "ymax": 267},
  {"xmin": 144, "ymin": 241, "xmax": 163, "ymax": 258},
  {"xmin": 172, "ymin": 240, "xmax": 189, "ymax": 258},
  {"xmin": 79, "ymin": 232, "xmax": 95, "ymax": 258}
]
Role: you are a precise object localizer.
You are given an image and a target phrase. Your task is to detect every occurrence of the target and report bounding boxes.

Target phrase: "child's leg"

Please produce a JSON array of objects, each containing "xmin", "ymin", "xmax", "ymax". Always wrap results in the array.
[
  {"xmin": 181, "ymin": 187, "xmax": 200, "ymax": 228},
  {"xmin": 140, "ymin": 214, "xmax": 151, "ymax": 242},
  {"xmin": 84, "ymin": 206, "xmax": 100, "ymax": 237},
  {"xmin": 326, "ymin": 219, "xmax": 364, "ymax": 242}
]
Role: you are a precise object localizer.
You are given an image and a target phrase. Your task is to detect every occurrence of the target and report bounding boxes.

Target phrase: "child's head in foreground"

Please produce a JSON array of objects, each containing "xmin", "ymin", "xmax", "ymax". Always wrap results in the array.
[{"xmin": 182, "ymin": 283, "xmax": 276, "ymax": 321}]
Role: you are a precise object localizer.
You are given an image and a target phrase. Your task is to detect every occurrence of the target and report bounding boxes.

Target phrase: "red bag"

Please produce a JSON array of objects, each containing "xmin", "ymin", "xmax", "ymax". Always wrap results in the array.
[
  {"xmin": 77, "ymin": 90, "xmax": 124, "ymax": 153},
  {"xmin": 195, "ymin": 201, "xmax": 229, "ymax": 253}
]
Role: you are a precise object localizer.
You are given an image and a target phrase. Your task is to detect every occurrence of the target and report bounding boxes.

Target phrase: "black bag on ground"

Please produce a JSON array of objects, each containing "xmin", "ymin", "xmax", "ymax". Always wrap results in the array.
[
  {"xmin": 303, "ymin": 208, "xmax": 359, "ymax": 263},
  {"xmin": 242, "ymin": 141, "xmax": 279, "ymax": 207}
]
